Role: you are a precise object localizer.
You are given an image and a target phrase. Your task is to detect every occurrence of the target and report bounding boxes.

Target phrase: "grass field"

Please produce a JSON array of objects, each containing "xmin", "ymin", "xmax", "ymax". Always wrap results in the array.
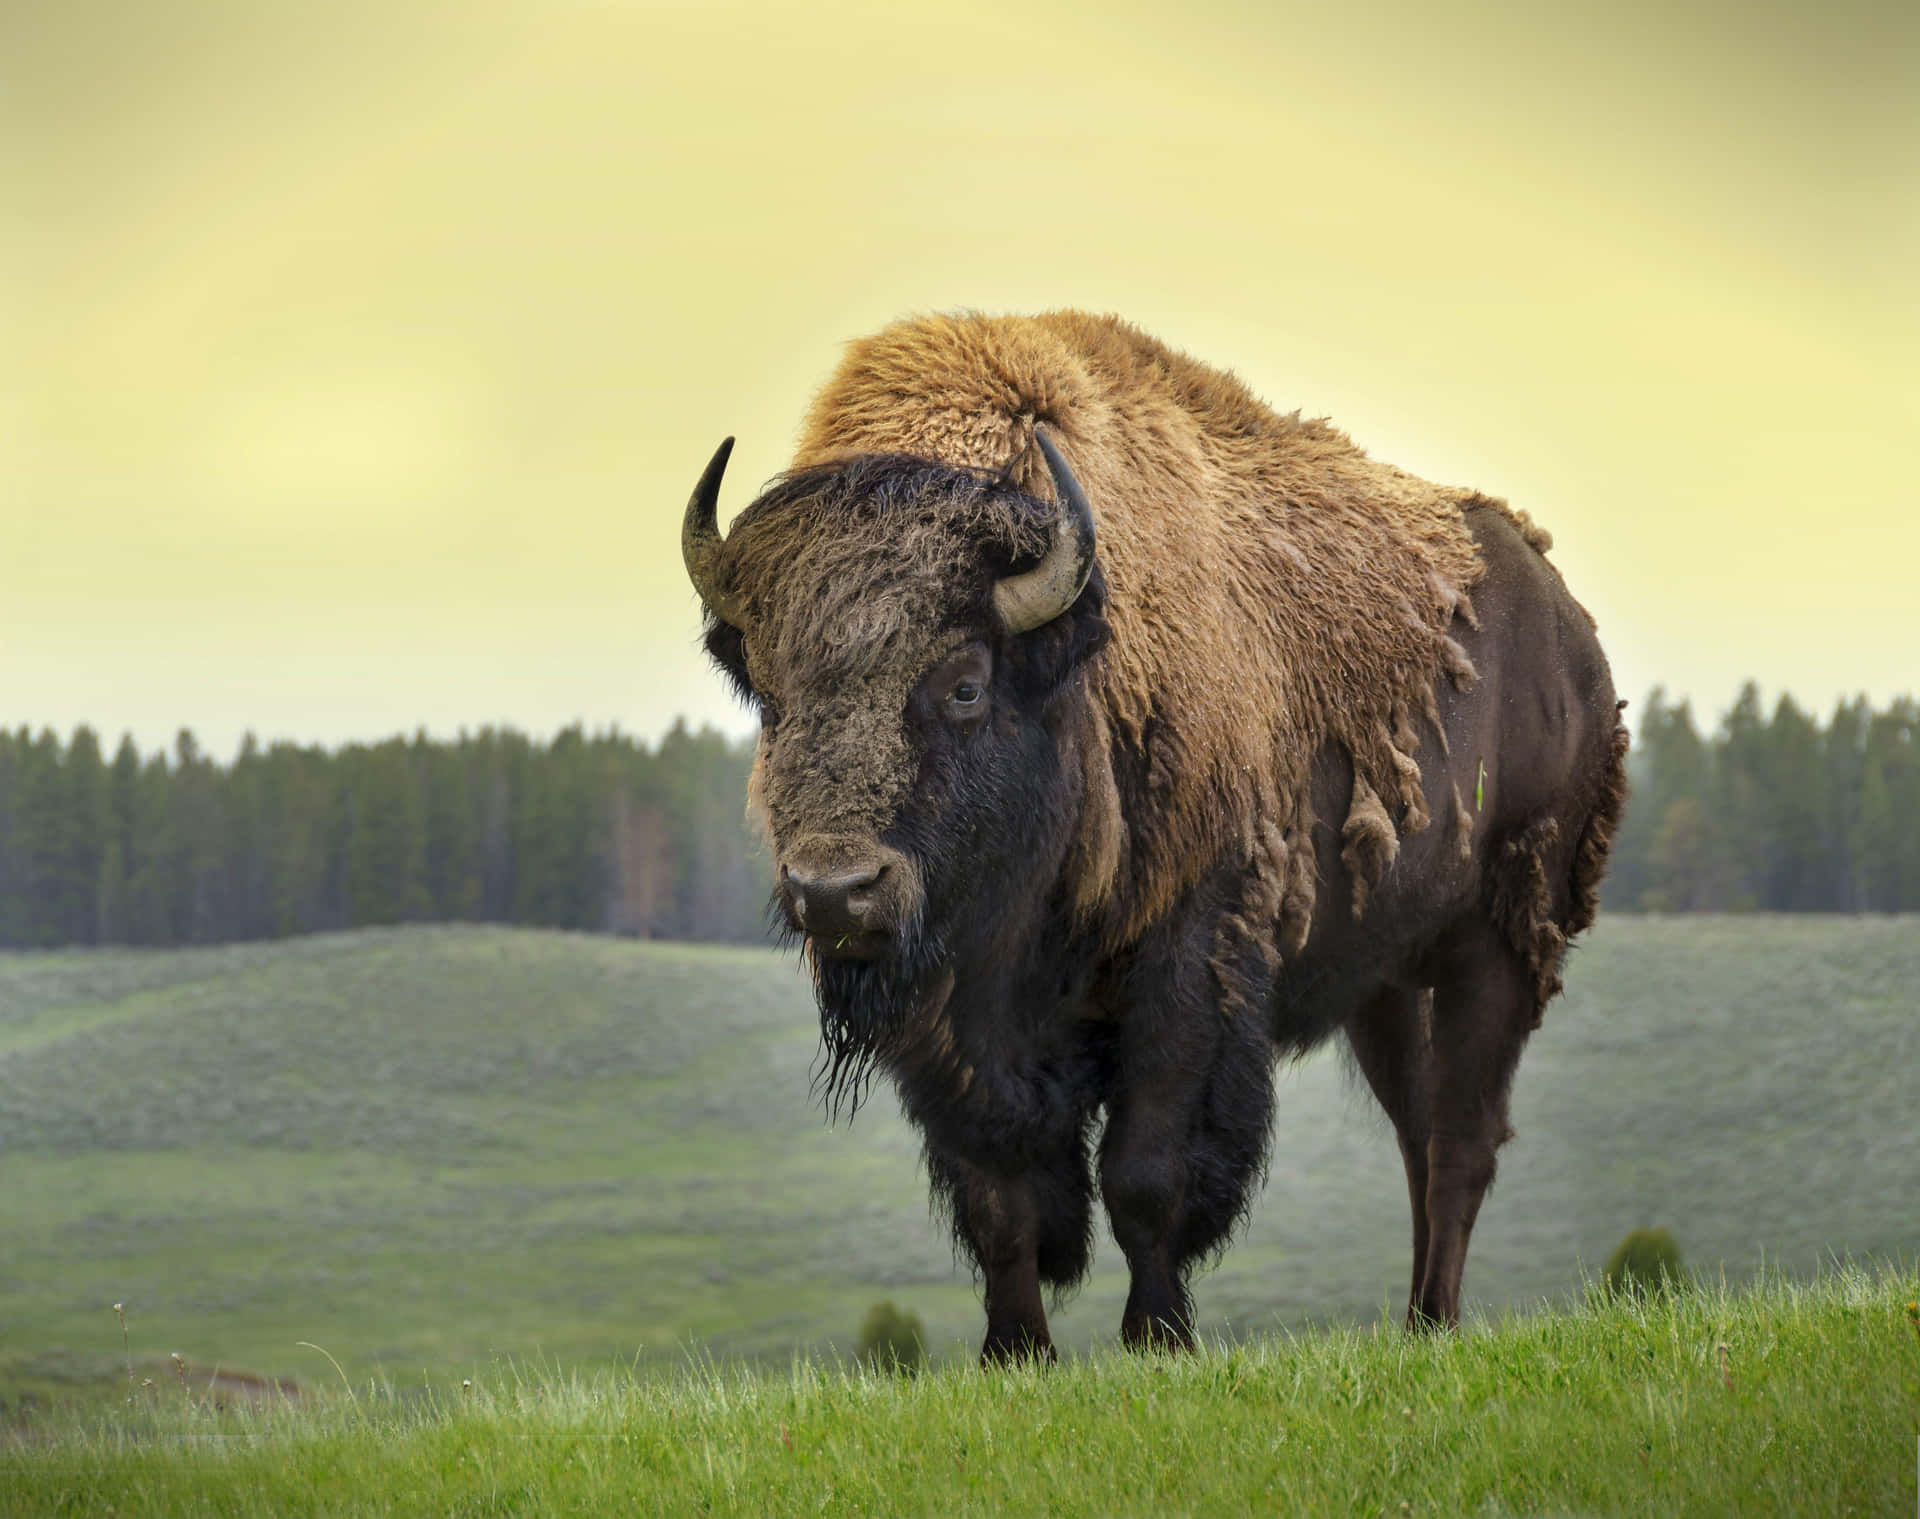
[
  {"xmin": 0, "ymin": 916, "xmax": 1914, "ymax": 1413},
  {"xmin": 3, "ymin": 1270, "xmax": 1915, "ymax": 1516}
]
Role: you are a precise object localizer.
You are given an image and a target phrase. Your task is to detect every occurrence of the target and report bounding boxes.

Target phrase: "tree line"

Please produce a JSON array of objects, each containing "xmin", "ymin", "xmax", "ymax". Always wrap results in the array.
[
  {"xmin": 1606, "ymin": 685, "xmax": 1919, "ymax": 912},
  {"xmin": 1, "ymin": 683, "xmax": 1915, "ymax": 951},
  {"xmin": 0, "ymin": 722, "xmax": 767, "ymax": 949}
]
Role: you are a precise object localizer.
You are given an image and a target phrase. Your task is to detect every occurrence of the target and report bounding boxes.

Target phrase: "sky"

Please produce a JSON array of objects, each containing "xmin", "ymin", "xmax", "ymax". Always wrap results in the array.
[{"xmin": 3, "ymin": 0, "xmax": 1915, "ymax": 761}]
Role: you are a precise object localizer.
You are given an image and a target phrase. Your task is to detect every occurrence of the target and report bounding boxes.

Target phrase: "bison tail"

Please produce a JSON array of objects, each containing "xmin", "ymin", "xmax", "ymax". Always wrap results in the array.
[
  {"xmin": 1567, "ymin": 704, "xmax": 1631, "ymax": 939},
  {"xmin": 1491, "ymin": 703, "xmax": 1630, "ymax": 1022}
]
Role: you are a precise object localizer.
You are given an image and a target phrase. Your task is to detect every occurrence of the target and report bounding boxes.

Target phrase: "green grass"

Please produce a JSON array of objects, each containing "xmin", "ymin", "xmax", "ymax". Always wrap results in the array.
[
  {"xmin": 0, "ymin": 917, "xmax": 1914, "ymax": 1413},
  {"xmin": 2, "ymin": 1268, "xmax": 1915, "ymax": 1516}
]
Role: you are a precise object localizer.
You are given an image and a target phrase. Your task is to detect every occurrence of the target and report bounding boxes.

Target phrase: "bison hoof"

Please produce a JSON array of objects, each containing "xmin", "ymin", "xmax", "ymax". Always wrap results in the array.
[
  {"xmin": 979, "ymin": 1332, "xmax": 1056, "ymax": 1368},
  {"xmin": 1403, "ymin": 1303, "xmax": 1459, "ymax": 1335},
  {"xmin": 1120, "ymin": 1316, "xmax": 1194, "ymax": 1354}
]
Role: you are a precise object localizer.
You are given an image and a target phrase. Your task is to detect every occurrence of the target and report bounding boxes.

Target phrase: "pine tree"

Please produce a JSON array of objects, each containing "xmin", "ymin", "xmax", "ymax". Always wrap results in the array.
[
  {"xmin": 105, "ymin": 735, "xmax": 142, "ymax": 937},
  {"xmin": 1613, "ymin": 689, "xmax": 1717, "ymax": 909},
  {"xmin": 170, "ymin": 729, "xmax": 228, "ymax": 942},
  {"xmin": 224, "ymin": 734, "xmax": 271, "ymax": 941},
  {"xmin": 1822, "ymin": 697, "xmax": 1871, "ymax": 911},
  {"xmin": 1713, "ymin": 683, "xmax": 1771, "ymax": 910},
  {"xmin": 512, "ymin": 725, "xmax": 600, "ymax": 929},
  {"xmin": 1762, "ymin": 696, "xmax": 1825, "ymax": 910},
  {"xmin": 265, "ymin": 742, "xmax": 338, "ymax": 936},
  {"xmin": 96, "ymin": 838, "xmax": 130, "ymax": 942},
  {"xmin": 127, "ymin": 751, "xmax": 175, "ymax": 945},
  {"xmin": 605, "ymin": 786, "xmax": 673, "ymax": 936},
  {"xmin": 1856, "ymin": 701, "xmax": 1918, "ymax": 910},
  {"xmin": 1645, "ymin": 797, "xmax": 1717, "ymax": 912},
  {"xmin": 0, "ymin": 729, "xmax": 22, "ymax": 946},
  {"xmin": 420, "ymin": 733, "xmax": 482, "ymax": 920},
  {"xmin": 63, "ymin": 726, "xmax": 109, "ymax": 943},
  {"xmin": 15, "ymin": 729, "xmax": 67, "ymax": 946},
  {"xmin": 477, "ymin": 729, "xmax": 525, "ymax": 921},
  {"xmin": 342, "ymin": 740, "xmax": 428, "ymax": 926}
]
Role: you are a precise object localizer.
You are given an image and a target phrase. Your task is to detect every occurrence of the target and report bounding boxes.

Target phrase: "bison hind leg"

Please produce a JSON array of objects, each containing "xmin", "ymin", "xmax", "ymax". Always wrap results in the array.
[
  {"xmin": 1413, "ymin": 922, "xmax": 1543, "ymax": 1328},
  {"xmin": 1344, "ymin": 985, "xmax": 1435, "ymax": 1325}
]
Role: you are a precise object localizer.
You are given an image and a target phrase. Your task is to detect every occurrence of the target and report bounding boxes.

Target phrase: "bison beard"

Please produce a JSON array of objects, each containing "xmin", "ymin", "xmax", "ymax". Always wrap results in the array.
[
  {"xmin": 683, "ymin": 310, "xmax": 1629, "ymax": 1362},
  {"xmin": 795, "ymin": 912, "xmax": 947, "ymax": 1117}
]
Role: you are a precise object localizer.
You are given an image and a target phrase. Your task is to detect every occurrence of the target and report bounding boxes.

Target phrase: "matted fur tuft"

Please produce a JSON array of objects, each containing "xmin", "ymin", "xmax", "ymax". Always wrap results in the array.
[
  {"xmin": 794, "ymin": 310, "xmax": 1521, "ymax": 946},
  {"xmin": 1490, "ymin": 815, "xmax": 1569, "ymax": 1015}
]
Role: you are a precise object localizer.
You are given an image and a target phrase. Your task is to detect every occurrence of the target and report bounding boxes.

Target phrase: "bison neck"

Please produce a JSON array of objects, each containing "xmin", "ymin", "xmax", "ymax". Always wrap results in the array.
[{"xmin": 875, "ymin": 915, "xmax": 1110, "ymax": 1172}]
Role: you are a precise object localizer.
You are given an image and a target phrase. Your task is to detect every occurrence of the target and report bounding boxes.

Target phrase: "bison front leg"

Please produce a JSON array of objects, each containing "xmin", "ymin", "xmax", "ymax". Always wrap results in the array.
[
  {"xmin": 928, "ymin": 1151, "xmax": 1060, "ymax": 1364},
  {"xmin": 927, "ymin": 1103, "xmax": 1097, "ymax": 1366},
  {"xmin": 964, "ymin": 1169, "xmax": 1056, "ymax": 1364},
  {"xmin": 1100, "ymin": 985, "xmax": 1272, "ymax": 1353},
  {"xmin": 1100, "ymin": 1096, "xmax": 1197, "ymax": 1351}
]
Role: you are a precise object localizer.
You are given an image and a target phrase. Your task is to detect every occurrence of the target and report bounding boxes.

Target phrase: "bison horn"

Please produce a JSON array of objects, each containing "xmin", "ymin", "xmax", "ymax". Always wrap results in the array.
[
  {"xmin": 993, "ymin": 428, "xmax": 1097, "ymax": 634},
  {"xmin": 682, "ymin": 437, "xmax": 748, "ymax": 628}
]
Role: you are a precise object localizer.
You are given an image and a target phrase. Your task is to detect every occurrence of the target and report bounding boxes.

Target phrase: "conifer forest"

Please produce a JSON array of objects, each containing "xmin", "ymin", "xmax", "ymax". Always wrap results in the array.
[
  {"xmin": 0, "ymin": 683, "xmax": 1914, "ymax": 951},
  {"xmin": 0, "ymin": 720, "xmax": 765, "ymax": 949}
]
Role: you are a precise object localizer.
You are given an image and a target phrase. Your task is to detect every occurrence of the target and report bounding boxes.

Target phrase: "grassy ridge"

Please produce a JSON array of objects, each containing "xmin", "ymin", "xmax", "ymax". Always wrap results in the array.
[
  {"xmin": 0, "ymin": 918, "xmax": 1915, "ymax": 1401},
  {"xmin": 4, "ymin": 1269, "xmax": 1916, "ymax": 1517}
]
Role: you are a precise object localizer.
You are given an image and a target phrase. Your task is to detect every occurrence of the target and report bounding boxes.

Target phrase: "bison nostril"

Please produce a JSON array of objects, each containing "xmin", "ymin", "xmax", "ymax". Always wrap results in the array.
[{"xmin": 784, "ymin": 860, "xmax": 891, "ymax": 942}]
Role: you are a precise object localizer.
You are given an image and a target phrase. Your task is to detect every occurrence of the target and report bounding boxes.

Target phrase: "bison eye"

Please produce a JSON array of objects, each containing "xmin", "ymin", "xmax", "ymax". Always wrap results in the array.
[
  {"xmin": 944, "ymin": 680, "xmax": 988, "ymax": 724},
  {"xmin": 929, "ymin": 643, "xmax": 992, "ymax": 726}
]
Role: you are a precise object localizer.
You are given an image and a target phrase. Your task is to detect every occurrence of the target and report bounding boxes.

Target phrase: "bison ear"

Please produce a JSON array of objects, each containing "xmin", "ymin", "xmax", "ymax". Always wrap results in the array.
[
  {"xmin": 702, "ymin": 617, "xmax": 755, "ymax": 707},
  {"xmin": 992, "ymin": 429, "xmax": 1097, "ymax": 634},
  {"xmin": 1000, "ymin": 562, "xmax": 1110, "ymax": 707}
]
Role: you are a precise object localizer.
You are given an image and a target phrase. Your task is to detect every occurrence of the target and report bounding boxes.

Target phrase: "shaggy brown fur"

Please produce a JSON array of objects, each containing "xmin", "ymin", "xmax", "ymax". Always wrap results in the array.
[
  {"xmin": 691, "ymin": 305, "xmax": 1635, "ymax": 1351},
  {"xmin": 1489, "ymin": 815, "xmax": 1569, "ymax": 1014},
  {"xmin": 695, "ymin": 310, "xmax": 1628, "ymax": 1355},
  {"xmin": 719, "ymin": 456, "xmax": 1056, "ymax": 870},
  {"xmin": 788, "ymin": 310, "xmax": 1526, "ymax": 953}
]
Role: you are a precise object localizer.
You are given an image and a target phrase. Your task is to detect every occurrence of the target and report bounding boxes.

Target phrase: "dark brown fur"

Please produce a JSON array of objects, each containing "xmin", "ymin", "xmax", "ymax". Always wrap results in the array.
[{"xmin": 692, "ymin": 312, "xmax": 1628, "ymax": 1358}]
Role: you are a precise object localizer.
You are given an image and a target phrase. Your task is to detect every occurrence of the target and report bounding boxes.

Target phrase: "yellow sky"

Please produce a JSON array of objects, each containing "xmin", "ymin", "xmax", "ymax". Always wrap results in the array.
[{"xmin": 3, "ymin": 0, "xmax": 1915, "ymax": 758}]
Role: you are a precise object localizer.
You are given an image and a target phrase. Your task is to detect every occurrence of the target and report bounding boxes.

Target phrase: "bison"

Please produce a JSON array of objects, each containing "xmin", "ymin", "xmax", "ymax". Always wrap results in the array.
[{"xmin": 681, "ymin": 311, "xmax": 1628, "ymax": 1361}]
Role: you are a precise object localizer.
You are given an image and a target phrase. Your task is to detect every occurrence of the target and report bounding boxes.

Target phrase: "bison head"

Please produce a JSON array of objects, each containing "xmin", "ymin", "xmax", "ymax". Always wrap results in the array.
[{"xmin": 683, "ymin": 432, "xmax": 1108, "ymax": 1097}]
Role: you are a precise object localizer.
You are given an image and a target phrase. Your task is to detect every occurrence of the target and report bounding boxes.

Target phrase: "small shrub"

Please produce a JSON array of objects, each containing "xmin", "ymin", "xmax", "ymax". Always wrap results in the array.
[
  {"xmin": 1603, "ymin": 1226, "xmax": 1686, "ymax": 1299},
  {"xmin": 855, "ymin": 1301, "xmax": 925, "ymax": 1375}
]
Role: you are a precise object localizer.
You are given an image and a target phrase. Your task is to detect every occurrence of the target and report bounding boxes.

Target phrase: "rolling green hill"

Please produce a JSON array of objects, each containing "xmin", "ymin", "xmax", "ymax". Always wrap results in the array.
[
  {"xmin": 4, "ymin": 1271, "xmax": 1916, "ymax": 1517},
  {"xmin": 0, "ymin": 917, "xmax": 1914, "ymax": 1404}
]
